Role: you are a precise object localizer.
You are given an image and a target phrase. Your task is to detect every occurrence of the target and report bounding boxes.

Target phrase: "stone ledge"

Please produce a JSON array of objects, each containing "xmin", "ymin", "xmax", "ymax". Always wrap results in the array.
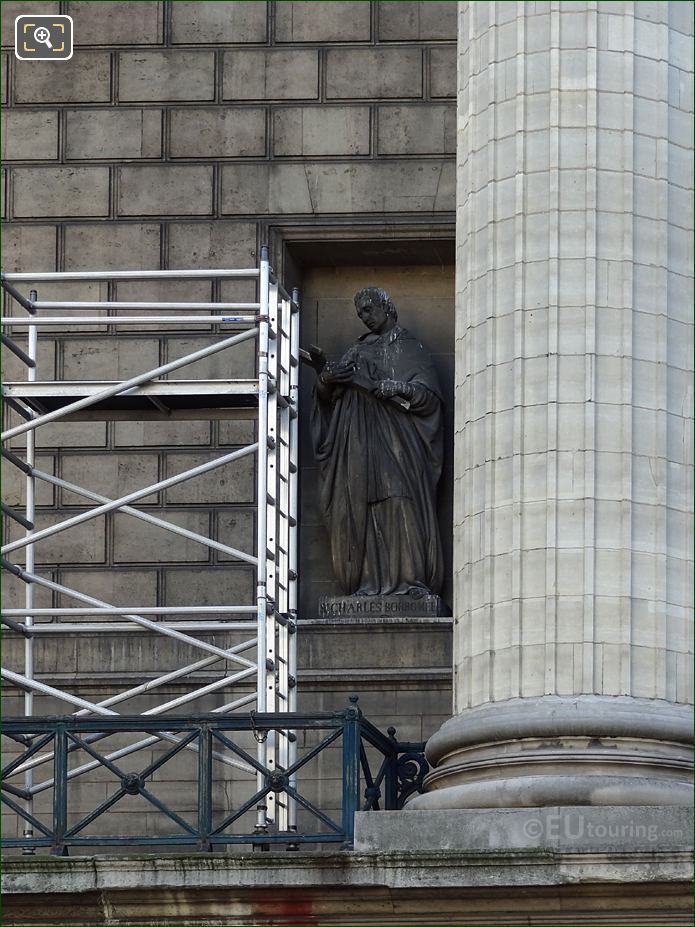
[
  {"xmin": 2, "ymin": 847, "xmax": 692, "ymax": 895},
  {"xmin": 2, "ymin": 879, "xmax": 692, "ymax": 926},
  {"xmin": 355, "ymin": 806, "xmax": 695, "ymax": 854},
  {"xmin": 3, "ymin": 842, "xmax": 692, "ymax": 926}
]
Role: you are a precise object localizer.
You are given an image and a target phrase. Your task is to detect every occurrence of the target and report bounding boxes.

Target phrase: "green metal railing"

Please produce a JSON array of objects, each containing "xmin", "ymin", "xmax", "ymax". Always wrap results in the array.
[{"xmin": 1, "ymin": 700, "xmax": 428, "ymax": 854}]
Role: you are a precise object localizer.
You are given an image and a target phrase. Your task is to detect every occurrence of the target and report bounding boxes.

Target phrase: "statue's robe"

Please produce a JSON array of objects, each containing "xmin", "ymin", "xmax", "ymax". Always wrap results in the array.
[{"xmin": 311, "ymin": 324, "xmax": 443, "ymax": 596}]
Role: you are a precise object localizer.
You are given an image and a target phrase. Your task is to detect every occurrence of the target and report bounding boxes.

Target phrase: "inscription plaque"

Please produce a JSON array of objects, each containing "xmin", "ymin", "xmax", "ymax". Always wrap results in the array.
[{"xmin": 318, "ymin": 595, "xmax": 447, "ymax": 620}]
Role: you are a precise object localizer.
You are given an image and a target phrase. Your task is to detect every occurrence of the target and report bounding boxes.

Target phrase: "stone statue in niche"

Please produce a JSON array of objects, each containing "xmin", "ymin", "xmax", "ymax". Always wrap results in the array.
[{"xmin": 307, "ymin": 287, "xmax": 444, "ymax": 610}]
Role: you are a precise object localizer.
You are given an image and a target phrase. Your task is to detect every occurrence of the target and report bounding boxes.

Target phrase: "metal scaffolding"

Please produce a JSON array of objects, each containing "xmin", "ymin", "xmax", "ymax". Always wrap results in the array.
[{"xmin": 0, "ymin": 248, "xmax": 300, "ymax": 838}]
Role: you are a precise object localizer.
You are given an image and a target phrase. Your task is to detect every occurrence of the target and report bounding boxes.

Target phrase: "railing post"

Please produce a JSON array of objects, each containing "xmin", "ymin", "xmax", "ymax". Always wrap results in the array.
[
  {"xmin": 385, "ymin": 726, "xmax": 399, "ymax": 810},
  {"xmin": 341, "ymin": 699, "xmax": 361, "ymax": 849},
  {"xmin": 51, "ymin": 723, "xmax": 68, "ymax": 856},
  {"xmin": 197, "ymin": 723, "xmax": 213, "ymax": 852}
]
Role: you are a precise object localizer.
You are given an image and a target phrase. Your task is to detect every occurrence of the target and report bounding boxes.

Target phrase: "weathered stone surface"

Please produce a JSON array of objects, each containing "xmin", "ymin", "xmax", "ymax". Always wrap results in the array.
[
  {"xmin": 167, "ymin": 221, "xmax": 257, "ymax": 269},
  {"xmin": 2, "ymin": 224, "xmax": 57, "ymax": 271},
  {"xmin": 14, "ymin": 53, "xmax": 111, "ymax": 103},
  {"xmin": 1, "ymin": 572, "xmax": 53, "ymax": 609},
  {"xmin": 32, "ymin": 279, "xmax": 115, "ymax": 338},
  {"xmin": 62, "ymin": 337, "xmax": 159, "ymax": 380},
  {"xmin": 2, "ymin": 849, "xmax": 692, "ymax": 917},
  {"xmin": 2, "ymin": 110, "xmax": 59, "ymax": 160},
  {"xmin": 220, "ymin": 161, "xmax": 454, "ymax": 214},
  {"xmin": 300, "ymin": 617, "xmax": 452, "ymax": 672},
  {"xmin": 414, "ymin": 695, "xmax": 694, "ymax": 808},
  {"xmin": 65, "ymin": 109, "xmax": 162, "ymax": 160},
  {"xmin": 430, "ymin": 45, "xmax": 457, "ymax": 98},
  {"xmin": 119, "ymin": 50, "xmax": 214, "ymax": 101},
  {"xmin": 13, "ymin": 167, "xmax": 110, "ymax": 218},
  {"xmin": 170, "ymin": 108, "xmax": 266, "ymax": 158},
  {"xmin": 64, "ymin": 223, "xmax": 160, "ymax": 270},
  {"xmin": 171, "ymin": 1, "xmax": 267, "ymax": 44},
  {"xmin": 318, "ymin": 595, "xmax": 447, "ymax": 620},
  {"xmin": 273, "ymin": 106, "xmax": 370, "ymax": 157},
  {"xmin": 32, "ymin": 422, "xmax": 107, "ymax": 449},
  {"xmin": 1, "ymin": 1, "xmax": 59, "ymax": 46},
  {"xmin": 59, "ymin": 568, "xmax": 158, "ymax": 606},
  {"xmin": 66, "ymin": 1, "xmax": 164, "ymax": 44},
  {"xmin": 164, "ymin": 567, "xmax": 254, "ymax": 606},
  {"xmin": 275, "ymin": 2, "xmax": 371, "ymax": 43},
  {"xmin": 113, "ymin": 509, "xmax": 211, "ymax": 563},
  {"xmin": 2, "ymin": 338, "xmax": 56, "ymax": 383},
  {"xmin": 378, "ymin": 1, "xmax": 457, "ymax": 41},
  {"xmin": 165, "ymin": 335, "xmax": 255, "ymax": 379},
  {"xmin": 2, "ymin": 453, "xmax": 54, "ymax": 506},
  {"xmin": 18, "ymin": 511, "xmax": 106, "ymax": 564},
  {"xmin": 218, "ymin": 420, "xmax": 255, "ymax": 446},
  {"xmin": 358, "ymin": 806, "xmax": 694, "ymax": 852},
  {"xmin": 60, "ymin": 453, "xmax": 159, "ymax": 506},
  {"xmin": 164, "ymin": 452, "xmax": 255, "ymax": 504},
  {"xmin": 223, "ymin": 49, "xmax": 319, "ymax": 100},
  {"xmin": 217, "ymin": 510, "xmax": 255, "ymax": 559},
  {"xmin": 326, "ymin": 47, "xmax": 423, "ymax": 98},
  {"xmin": 117, "ymin": 165, "xmax": 213, "ymax": 215},
  {"xmin": 114, "ymin": 420, "xmax": 211, "ymax": 447},
  {"xmin": 377, "ymin": 104, "xmax": 456, "ymax": 155}
]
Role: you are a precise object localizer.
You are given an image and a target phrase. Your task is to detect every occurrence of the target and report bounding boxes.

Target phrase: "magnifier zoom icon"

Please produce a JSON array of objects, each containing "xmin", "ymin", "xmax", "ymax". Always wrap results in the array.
[{"xmin": 33, "ymin": 26, "xmax": 53, "ymax": 48}]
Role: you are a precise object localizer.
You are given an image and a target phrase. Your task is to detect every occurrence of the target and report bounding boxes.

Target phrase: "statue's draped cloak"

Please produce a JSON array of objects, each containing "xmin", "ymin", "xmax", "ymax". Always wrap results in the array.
[{"xmin": 311, "ymin": 325, "xmax": 444, "ymax": 596}]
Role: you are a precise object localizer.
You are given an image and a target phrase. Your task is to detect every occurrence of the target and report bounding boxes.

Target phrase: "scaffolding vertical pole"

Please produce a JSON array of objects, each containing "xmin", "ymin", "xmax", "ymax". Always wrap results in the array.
[
  {"xmin": 275, "ymin": 293, "xmax": 291, "ymax": 831},
  {"xmin": 287, "ymin": 286, "xmax": 301, "ymax": 834},
  {"xmin": 264, "ymin": 274, "xmax": 280, "ymax": 825},
  {"xmin": 255, "ymin": 250, "xmax": 270, "ymax": 832},
  {"xmin": 23, "ymin": 289, "xmax": 38, "ymax": 851}
]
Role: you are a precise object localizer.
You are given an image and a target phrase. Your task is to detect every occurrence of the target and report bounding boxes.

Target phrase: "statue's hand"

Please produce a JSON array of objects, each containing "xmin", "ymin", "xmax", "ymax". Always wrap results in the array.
[
  {"xmin": 320, "ymin": 360, "xmax": 355, "ymax": 385},
  {"xmin": 376, "ymin": 379, "xmax": 414, "ymax": 400}
]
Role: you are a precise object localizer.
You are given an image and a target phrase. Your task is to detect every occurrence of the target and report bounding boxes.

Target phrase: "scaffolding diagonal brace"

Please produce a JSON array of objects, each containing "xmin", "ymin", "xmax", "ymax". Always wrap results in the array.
[{"xmin": 1, "ymin": 256, "xmax": 299, "ymax": 843}]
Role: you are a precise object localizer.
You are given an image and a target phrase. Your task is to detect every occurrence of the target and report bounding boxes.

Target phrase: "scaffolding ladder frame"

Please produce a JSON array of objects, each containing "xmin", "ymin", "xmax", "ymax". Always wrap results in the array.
[{"xmin": 0, "ymin": 248, "xmax": 299, "ymax": 840}]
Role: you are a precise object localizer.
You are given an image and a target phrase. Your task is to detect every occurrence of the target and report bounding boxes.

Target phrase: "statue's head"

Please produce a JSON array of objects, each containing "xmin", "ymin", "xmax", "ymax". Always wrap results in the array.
[{"xmin": 354, "ymin": 287, "xmax": 398, "ymax": 333}]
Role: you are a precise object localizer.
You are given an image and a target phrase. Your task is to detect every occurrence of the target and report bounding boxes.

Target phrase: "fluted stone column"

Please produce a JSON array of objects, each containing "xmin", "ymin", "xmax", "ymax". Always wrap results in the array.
[{"xmin": 411, "ymin": 1, "xmax": 693, "ymax": 809}]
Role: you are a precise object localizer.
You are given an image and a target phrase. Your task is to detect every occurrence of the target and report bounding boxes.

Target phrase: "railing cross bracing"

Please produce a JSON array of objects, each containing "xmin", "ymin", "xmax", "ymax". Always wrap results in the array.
[{"xmin": 1, "ymin": 708, "xmax": 429, "ymax": 853}]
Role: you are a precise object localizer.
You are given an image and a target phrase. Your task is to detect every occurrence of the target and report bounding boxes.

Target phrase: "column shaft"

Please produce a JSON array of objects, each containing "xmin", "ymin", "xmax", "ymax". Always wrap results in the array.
[{"xmin": 412, "ymin": 0, "xmax": 693, "ymax": 810}]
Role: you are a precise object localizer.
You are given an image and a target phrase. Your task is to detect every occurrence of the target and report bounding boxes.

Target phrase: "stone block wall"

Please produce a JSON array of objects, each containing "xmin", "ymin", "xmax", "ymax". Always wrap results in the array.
[
  {"xmin": 2, "ymin": 0, "xmax": 456, "ymax": 233},
  {"xmin": 1, "ymin": 1, "xmax": 456, "ymax": 843}
]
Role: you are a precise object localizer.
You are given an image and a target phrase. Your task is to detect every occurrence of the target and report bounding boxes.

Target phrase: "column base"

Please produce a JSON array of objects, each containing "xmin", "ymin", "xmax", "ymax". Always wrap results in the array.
[{"xmin": 408, "ymin": 696, "xmax": 693, "ymax": 810}]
